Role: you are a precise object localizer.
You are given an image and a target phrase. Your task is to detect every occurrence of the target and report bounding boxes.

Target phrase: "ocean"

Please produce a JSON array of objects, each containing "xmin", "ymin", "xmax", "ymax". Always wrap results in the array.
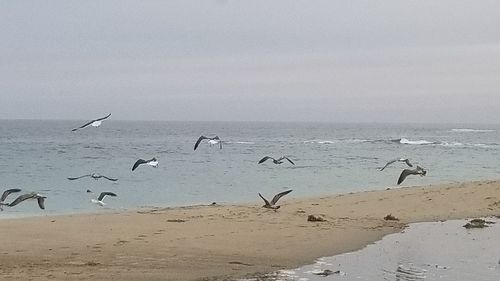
[{"xmin": 1, "ymin": 120, "xmax": 499, "ymax": 217}]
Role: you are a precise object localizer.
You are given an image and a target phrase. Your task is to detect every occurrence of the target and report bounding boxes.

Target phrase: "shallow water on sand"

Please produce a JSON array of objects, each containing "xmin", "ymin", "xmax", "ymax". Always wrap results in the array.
[
  {"xmin": 260, "ymin": 218, "xmax": 500, "ymax": 281},
  {"xmin": 1, "ymin": 120, "xmax": 500, "ymax": 216}
]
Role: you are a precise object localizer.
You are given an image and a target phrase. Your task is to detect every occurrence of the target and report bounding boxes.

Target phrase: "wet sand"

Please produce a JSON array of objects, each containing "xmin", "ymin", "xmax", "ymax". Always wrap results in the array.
[{"xmin": 0, "ymin": 180, "xmax": 499, "ymax": 280}]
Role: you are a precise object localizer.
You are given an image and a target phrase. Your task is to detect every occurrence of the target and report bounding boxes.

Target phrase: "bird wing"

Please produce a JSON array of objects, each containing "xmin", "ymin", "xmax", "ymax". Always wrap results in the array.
[
  {"xmin": 258, "ymin": 193, "xmax": 271, "ymax": 206},
  {"xmin": 67, "ymin": 174, "xmax": 92, "ymax": 180},
  {"xmin": 132, "ymin": 159, "xmax": 147, "ymax": 171},
  {"xmin": 271, "ymin": 189, "xmax": 293, "ymax": 205},
  {"xmin": 1, "ymin": 188, "xmax": 21, "ymax": 202},
  {"xmin": 194, "ymin": 136, "xmax": 207, "ymax": 151},
  {"xmin": 71, "ymin": 113, "xmax": 111, "ymax": 131},
  {"xmin": 37, "ymin": 197, "xmax": 46, "ymax": 210},
  {"xmin": 94, "ymin": 113, "xmax": 111, "ymax": 122},
  {"xmin": 101, "ymin": 175, "xmax": 118, "ymax": 182},
  {"xmin": 397, "ymin": 169, "xmax": 417, "ymax": 185},
  {"xmin": 258, "ymin": 156, "xmax": 273, "ymax": 164},
  {"xmin": 403, "ymin": 159, "xmax": 413, "ymax": 167},
  {"xmin": 380, "ymin": 159, "xmax": 397, "ymax": 171},
  {"xmin": 98, "ymin": 192, "xmax": 117, "ymax": 201},
  {"xmin": 8, "ymin": 193, "xmax": 35, "ymax": 207},
  {"xmin": 281, "ymin": 156, "xmax": 295, "ymax": 165}
]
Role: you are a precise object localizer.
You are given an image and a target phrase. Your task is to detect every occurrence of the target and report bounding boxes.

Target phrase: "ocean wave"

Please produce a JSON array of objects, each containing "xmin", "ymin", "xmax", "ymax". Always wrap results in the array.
[
  {"xmin": 225, "ymin": 141, "xmax": 255, "ymax": 144},
  {"xmin": 451, "ymin": 128, "xmax": 495, "ymax": 133},
  {"xmin": 303, "ymin": 140, "xmax": 336, "ymax": 144},
  {"xmin": 398, "ymin": 138, "xmax": 435, "ymax": 145}
]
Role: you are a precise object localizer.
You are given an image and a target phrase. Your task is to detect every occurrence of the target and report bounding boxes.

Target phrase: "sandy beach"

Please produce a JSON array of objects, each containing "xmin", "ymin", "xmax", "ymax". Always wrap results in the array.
[{"xmin": 0, "ymin": 180, "xmax": 499, "ymax": 281}]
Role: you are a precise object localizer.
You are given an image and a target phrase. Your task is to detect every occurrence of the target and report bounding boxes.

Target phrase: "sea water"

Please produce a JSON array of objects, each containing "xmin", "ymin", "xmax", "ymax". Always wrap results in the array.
[{"xmin": 0, "ymin": 120, "xmax": 499, "ymax": 216}]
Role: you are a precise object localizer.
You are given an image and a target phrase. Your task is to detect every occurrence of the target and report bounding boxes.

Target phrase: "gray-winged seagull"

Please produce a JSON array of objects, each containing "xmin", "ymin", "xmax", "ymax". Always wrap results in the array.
[
  {"xmin": 397, "ymin": 166, "xmax": 427, "ymax": 185},
  {"xmin": 132, "ymin": 158, "xmax": 159, "ymax": 171},
  {"xmin": 72, "ymin": 113, "xmax": 111, "ymax": 131},
  {"xmin": 91, "ymin": 192, "xmax": 117, "ymax": 206},
  {"xmin": 380, "ymin": 158, "xmax": 413, "ymax": 171},
  {"xmin": 0, "ymin": 188, "xmax": 22, "ymax": 211},
  {"xmin": 258, "ymin": 189, "xmax": 293, "ymax": 210},
  {"xmin": 258, "ymin": 156, "xmax": 295, "ymax": 165},
  {"xmin": 194, "ymin": 136, "xmax": 222, "ymax": 150},
  {"xmin": 67, "ymin": 173, "xmax": 118, "ymax": 182},
  {"xmin": 1, "ymin": 192, "xmax": 46, "ymax": 210}
]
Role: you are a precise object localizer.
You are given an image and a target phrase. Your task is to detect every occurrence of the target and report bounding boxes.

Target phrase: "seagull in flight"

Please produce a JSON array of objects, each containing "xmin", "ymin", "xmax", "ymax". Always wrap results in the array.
[
  {"xmin": 1, "ymin": 192, "xmax": 46, "ymax": 210},
  {"xmin": 194, "ymin": 135, "xmax": 222, "ymax": 150},
  {"xmin": 0, "ymin": 188, "xmax": 22, "ymax": 211},
  {"xmin": 91, "ymin": 192, "xmax": 117, "ymax": 206},
  {"xmin": 67, "ymin": 173, "xmax": 118, "ymax": 182},
  {"xmin": 132, "ymin": 158, "xmax": 159, "ymax": 171},
  {"xmin": 72, "ymin": 113, "xmax": 111, "ymax": 131},
  {"xmin": 380, "ymin": 158, "xmax": 413, "ymax": 171},
  {"xmin": 397, "ymin": 166, "xmax": 427, "ymax": 185},
  {"xmin": 258, "ymin": 189, "xmax": 293, "ymax": 210},
  {"xmin": 258, "ymin": 156, "xmax": 295, "ymax": 165}
]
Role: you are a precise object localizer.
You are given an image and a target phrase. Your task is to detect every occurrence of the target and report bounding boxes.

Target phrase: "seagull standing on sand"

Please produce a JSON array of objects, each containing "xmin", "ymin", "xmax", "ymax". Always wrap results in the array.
[
  {"xmin": 0, "ymin": 188, "xmax": 21, "ymax": 211},
  {"xmin": 258, "ymin": 156, "xmax": 295, "ymax": 165},
  {"xmin": 1, "ymin": 192, "xmax": 46, "ymax": 210},
  {"xmin": 132, "ymin": 158, "xmax": 159, "ymax": 171},
  {"xmin": 72, "ymin": 113, "xmax": 111, "ymax": 131},
  {"xmin": 258, "ymin": 189, "xmax": 293, "ymax": 210},
  {"xmin": 67, "ymin": 173, "xmax": 118, "ymax": 182},
  {"xmin": 91, "ymin": 192, "xmax": 117, "ymax": 206},
  {"xmin": 380, "ymin": 158, "xmax": 413, "ymax": 171},
  {"xmin": 397, "ymin": 166, "xmax": 427, "ymax": 185},
  {"xmin": 194, "ymin": 136, "xmax": 222, "ymax": 150}
]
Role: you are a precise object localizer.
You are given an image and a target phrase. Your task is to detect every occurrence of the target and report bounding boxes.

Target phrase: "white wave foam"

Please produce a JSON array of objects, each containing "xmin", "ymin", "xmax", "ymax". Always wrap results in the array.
[
  {"xmin": 303, "ymin": 140, "xmax": 335, "ymax": 144},
  {"xmin": 229, "ymin": 141, "xmax": 255, "ymax": 144},
  {"xmin": 440, "ymin": 142, "xmax": 464, "ymax": 147},
  {"xmin": 451, "ymin": 128, "xmax": 495, "ymax": 133},
  {"xmin": 399, "ymin": 138, "xmax": 434, "ymax": 145}
]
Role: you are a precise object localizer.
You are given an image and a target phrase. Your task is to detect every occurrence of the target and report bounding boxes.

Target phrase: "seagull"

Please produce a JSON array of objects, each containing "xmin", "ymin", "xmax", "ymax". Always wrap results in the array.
[
  {"xmin": 258, "ymin": 156, "xmax": 295, "ymax": 165},
  {"xmin": 91, "ymin": 192, "xmax": 117, "ymax": 206},
  {"xmin": 258, "ymin": 189, "xmax": 293, "ymax": 210},
  {"xmin": 1, "ymin": 192, "xmax": 46, "ymax": 210},
  {"xmin": 380, "ymin": 158, "xmax": 413, "ymax": 171},
  {"xmin": 132, "ymin": 158, "xmax": 159, "ymax": 171},
  {"xmin": 397, "ymin": 166, "xmax": 427, "ymax": 185},
  {"xmin": 71, "ymin": 113, "xmax": 111, "ymax": 131},
  {"xmin": 67, "ymin": 173, "xmax": 118, "ymax": 182},
  {"xmin": 0, "ymin": 188, "xmax": 22, "ymax": 211},
  {"xmin": 194, "ymin": 136, "xmax": 222, "ymax": 150}
]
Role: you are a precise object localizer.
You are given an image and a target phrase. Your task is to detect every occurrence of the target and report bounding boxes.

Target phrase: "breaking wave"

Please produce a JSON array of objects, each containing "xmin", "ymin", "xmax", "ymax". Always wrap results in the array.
[
  {"xmin": 451, "ymin": 128, "xmax": 495, "ymax": 133},
  {"xmin": 398, "ymin": 138, "xmax": 435, "ymax": 145}
]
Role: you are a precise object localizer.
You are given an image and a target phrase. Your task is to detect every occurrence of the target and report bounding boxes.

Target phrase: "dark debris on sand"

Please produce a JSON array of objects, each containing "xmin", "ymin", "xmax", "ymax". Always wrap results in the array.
[
  {"xmin": 463, "ymin": 218, "xmax": 496, "ymax": 229},
  {"xmin": 384, "ymin": 214, "xmax": 399, "ymax": 221},
  {"xmin": 307, "ymin": 214, "xmax": 327, "ymax": 222}
]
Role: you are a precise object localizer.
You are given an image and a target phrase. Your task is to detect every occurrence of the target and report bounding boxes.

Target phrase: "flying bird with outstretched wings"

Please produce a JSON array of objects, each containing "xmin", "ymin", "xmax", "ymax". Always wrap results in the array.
[{"xmin": 72, "ymin": 113, "xmax": 111, "ymax": 131}]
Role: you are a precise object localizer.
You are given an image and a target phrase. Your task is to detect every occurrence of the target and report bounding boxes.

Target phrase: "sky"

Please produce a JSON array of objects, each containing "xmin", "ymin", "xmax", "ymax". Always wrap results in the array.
[{"xmin": 1, "ymin": 0, "xmax": 500, "ymax": 123}]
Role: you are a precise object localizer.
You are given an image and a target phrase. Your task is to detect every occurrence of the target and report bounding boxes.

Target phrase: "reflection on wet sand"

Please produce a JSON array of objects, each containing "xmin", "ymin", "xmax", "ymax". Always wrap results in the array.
[{"xmin": 253, "ymin": 218, "xmax": 500, "ymax": 281}]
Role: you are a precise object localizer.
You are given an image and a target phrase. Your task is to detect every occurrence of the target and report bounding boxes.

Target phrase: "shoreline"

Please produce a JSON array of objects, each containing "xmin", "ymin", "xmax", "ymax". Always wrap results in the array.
[{"xmin": 0, "ymin": 180, "xmax": 499, "ymax": 280}]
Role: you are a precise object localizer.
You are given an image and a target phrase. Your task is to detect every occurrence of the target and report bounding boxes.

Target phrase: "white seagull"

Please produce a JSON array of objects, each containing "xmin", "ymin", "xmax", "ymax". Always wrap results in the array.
[
  {"xmin": 1, "ymin": 192, "xmax": 46, "ymax": 210},
  {"xmin": 194, "ymin": 135, "xmax": 222, "ymax": 150},
  {"xmin": 132, "ymin": 158, "xmax": 159, "ymax": 171},
  {"xmin": 0, "ymin": 188, "xmax": 22, "ymax": 211},
  {"xmin": 258, "ymin": 156, "xmax": 295, "ymax": 165},
  {"xmin": 91, "ymin": 192, "xmax": 117, "ymax": 206},
  {"xmin": 380, "ymin": 158, "xmax": 413, "ymax": 171},
  {"xmin": 72, "ymin": 113, "xmax": 111, "ymax": 131},
  {"xmin": 67, "ymin": 173, "xmax": 118, "ymax": 182},
  {"xmin": 258, "ymin": 189, "xmax": 293, "ymax": 210},
  {"xmin": 397, "ymin": 166, "xmax": 427, "ymax": 185}
]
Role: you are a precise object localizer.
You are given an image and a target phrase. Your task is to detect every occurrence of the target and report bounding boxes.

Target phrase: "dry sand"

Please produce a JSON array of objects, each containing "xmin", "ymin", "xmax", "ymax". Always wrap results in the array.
[{"xmin": 0, "ymin": 180, "xmax": 499, "ymax": 281}]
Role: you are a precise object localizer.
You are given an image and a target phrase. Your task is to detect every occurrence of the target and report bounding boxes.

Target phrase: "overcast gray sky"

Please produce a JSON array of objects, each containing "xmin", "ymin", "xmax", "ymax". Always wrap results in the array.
[{"xmin": 1, "ymin": 1, "xmax": 500, "ymax": 123}]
